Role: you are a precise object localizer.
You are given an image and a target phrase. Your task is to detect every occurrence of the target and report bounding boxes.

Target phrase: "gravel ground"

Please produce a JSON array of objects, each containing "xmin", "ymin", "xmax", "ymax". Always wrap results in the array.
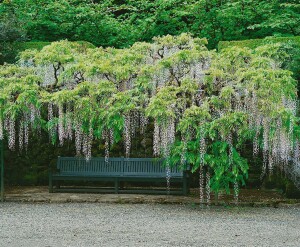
[{"xmin": 0, "ymin": 203, "xmax": 299, "ymax": 247}]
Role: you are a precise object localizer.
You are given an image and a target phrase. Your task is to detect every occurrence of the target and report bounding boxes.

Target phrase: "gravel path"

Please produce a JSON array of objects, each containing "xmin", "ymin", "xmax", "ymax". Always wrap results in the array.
[{"xmin": 0, "ymin": 203, "xmax": 299, "ymax": 247}]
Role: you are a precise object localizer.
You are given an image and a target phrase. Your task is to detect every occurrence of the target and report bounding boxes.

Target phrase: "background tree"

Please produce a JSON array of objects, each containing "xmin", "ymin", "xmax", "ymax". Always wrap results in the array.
[{"xmin": 1, "ymin": 0, "xmax": 299, "ymax": 49}]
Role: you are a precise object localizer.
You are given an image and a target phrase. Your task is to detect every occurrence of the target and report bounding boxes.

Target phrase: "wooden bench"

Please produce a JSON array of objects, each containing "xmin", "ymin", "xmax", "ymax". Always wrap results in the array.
[{"xmin": 49, "ymin": 157, "xmax": 190, "ymax": 195}]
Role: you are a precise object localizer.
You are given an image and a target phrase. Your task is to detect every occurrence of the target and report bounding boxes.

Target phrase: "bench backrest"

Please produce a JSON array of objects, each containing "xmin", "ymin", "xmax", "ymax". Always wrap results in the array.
[{"xmin": 57, "ymin": 157, "xmax": 185, "ymax": 177}]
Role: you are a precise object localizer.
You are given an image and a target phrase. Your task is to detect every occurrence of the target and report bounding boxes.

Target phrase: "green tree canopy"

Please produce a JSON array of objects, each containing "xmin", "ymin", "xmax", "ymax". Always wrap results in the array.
[{"xmin": 1, "ymin": 0, "xmax": 299, "ymax": 49}]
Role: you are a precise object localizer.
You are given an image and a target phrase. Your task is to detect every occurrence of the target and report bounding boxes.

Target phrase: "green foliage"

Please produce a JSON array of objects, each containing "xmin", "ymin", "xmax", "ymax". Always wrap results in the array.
[
  {"xmin": 207, "ymin": 142, "xmax": 248, "ymax": 194},
  {"xmin": 1, "ymin": 0, "xmax": 299, "ymax": 51}
]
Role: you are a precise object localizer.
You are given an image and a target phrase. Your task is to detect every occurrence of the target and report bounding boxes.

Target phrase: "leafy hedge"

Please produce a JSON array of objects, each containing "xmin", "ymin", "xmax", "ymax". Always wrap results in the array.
[
  {"xmin": 0, "ymin": 41, "xmax": 95, "ymax": 64},
  {"xmin": 15, "ymin": 40, "xmax": 95, "ymax": 51},
  {"xmin": 218, "ymin": 36, "xmax": 300, "ymax": 50},
  {"xmin": 15, "ymin": 41, "xmax": 52, "ymax": 51}
]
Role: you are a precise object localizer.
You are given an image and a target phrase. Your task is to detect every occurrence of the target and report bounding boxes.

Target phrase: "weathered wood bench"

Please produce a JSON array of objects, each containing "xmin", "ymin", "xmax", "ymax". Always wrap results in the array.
[{"xmin": 49, "ymin": 157, "xmax": 190, "ymax": 195}]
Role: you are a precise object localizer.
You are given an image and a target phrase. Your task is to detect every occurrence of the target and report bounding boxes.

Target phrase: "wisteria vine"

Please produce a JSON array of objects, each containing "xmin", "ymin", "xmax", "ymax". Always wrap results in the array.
[{"xmin": 0, "ymin": 34, "xmax": 299, "ymax": 203}]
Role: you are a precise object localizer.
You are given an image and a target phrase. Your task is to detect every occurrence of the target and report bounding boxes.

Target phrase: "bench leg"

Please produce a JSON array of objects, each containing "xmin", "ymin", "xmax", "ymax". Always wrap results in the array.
[
  {"xmin": 49, "ymin": 173, "xmax": 53, "ymax": 193},
  {"xmin": 115, "ymin": 179, "xmax": 119, "ymax": 194},
  {"xmin": 56, "ymin": 181, "xmax": 61, "ymax": 190},
  {"xmin": 183, "ymin": 177, "xmax": 189, "ymax": 196}
]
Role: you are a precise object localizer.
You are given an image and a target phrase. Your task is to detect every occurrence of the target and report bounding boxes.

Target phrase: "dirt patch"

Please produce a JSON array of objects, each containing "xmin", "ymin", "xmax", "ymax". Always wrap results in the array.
[{"xmin": 3, "ymin": 186, "xmax": 300, "ymax": 207}]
